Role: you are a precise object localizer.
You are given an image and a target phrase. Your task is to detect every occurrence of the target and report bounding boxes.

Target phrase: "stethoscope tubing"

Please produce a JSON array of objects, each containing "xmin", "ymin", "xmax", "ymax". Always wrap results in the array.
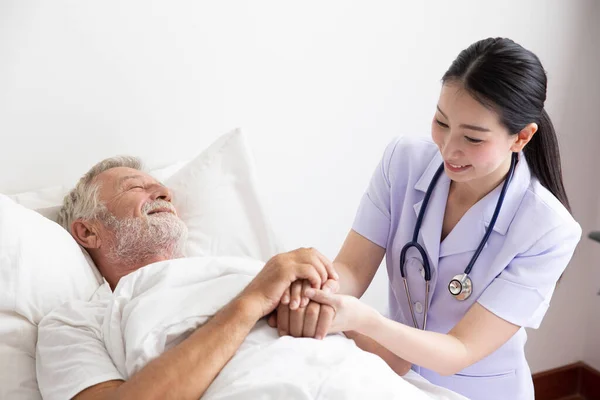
[{"xmin": 400, "ymin": 153, "xmax": 518, "ymax": 329}]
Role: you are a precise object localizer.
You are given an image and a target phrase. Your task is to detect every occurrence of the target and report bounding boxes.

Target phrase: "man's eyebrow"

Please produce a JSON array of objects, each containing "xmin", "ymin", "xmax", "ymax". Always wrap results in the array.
[
  {"xmin": 117, "ymin": 174, "xmax": 166, "ymax": 189},
  {"xmin": 117, "ymin": 175, "xmax": 144, "ymax": 186}
]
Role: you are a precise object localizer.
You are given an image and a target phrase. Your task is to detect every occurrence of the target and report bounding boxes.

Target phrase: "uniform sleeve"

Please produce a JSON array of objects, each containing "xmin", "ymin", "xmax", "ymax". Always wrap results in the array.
[
  {"xmin": 36, "ymin": 299, "xmax": 124, "ymax": 400},
  {"xmin": 352, "ymin": 138, "xmax": 401, "ymax": 248},
  {"xmin": 478, "ymin": 222, "xmax": 582, "ymax": 329}
]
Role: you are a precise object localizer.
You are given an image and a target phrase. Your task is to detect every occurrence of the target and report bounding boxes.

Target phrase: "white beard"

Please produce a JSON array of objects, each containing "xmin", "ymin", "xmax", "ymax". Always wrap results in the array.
[{"xmin": 101, "ymin": 201, "xmax": 188, "ymax": 266}]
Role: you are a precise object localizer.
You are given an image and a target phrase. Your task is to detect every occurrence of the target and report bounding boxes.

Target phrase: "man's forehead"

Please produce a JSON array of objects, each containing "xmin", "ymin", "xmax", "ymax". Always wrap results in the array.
[{"xmin": 94, "ymin": 167, "xmax": 159, "ymax": 191}]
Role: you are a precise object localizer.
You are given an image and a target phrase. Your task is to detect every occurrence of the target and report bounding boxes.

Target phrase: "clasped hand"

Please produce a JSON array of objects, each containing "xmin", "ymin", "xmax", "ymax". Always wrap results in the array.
[{"xmin": 266, "ymin": 250, "xmax": 373, "ymax": 339}]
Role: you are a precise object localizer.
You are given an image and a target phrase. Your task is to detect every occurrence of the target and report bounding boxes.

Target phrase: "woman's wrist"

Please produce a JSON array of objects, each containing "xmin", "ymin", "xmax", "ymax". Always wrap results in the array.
[{"xmin": 355, "ymin": 305, "xmax": 382, "ymax": 336}]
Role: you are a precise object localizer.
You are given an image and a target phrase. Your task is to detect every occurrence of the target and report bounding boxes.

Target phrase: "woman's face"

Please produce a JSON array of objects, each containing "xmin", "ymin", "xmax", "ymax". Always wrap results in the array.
[{"xmin": 431, "ymin": 82, "xmax": 518, "ymax": 186}]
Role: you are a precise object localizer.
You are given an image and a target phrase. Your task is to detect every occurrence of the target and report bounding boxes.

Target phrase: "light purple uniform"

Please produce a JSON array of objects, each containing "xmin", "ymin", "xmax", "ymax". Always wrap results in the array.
[{"xmin": 352, "ymin": 136, "xmax": 581, "ymax": 400}]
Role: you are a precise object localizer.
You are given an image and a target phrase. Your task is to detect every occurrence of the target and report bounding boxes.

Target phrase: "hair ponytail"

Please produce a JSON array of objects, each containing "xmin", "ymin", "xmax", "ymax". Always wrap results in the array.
[
  {"xmin": 523, "ymin": 109, "xmax": 571, "ymax": 212},
  {"xmin": 443, "ymin": 38, "xmax": 572, "ymax": 213}
]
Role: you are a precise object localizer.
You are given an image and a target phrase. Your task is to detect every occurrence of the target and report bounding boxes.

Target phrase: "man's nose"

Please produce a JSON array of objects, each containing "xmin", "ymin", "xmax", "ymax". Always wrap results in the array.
[{"xmin": 149, "ymin": 184, "xmax": 172, "ymax": 202}]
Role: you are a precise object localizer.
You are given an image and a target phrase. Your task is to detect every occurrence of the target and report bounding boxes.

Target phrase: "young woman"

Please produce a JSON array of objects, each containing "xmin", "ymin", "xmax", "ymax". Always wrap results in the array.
[{"xmin": 275, "ymin": 38, "xmax": 582, "ymax": 400}]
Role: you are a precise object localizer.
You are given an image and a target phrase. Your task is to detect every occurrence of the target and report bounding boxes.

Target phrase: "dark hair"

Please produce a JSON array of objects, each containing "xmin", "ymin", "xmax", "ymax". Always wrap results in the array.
[{"xmin": 442, "ymin": 37, "xmax": 571, "ymax": 212}]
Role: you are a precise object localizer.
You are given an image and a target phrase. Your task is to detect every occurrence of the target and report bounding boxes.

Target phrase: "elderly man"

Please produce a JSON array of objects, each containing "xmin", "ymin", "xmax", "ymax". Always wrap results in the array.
[
  {"xmin": 35, "ymin": 156, "xmax": 339, "ymax": 400},
  {"xmin": 36, "ymin": 156, "xmax": 429, "ymax": 400}
]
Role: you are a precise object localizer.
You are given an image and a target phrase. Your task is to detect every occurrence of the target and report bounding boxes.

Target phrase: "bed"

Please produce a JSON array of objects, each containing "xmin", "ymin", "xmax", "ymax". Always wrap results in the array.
[{"xmin": 0, "ymin": 129, "xmax": 467, "ymax": 399}]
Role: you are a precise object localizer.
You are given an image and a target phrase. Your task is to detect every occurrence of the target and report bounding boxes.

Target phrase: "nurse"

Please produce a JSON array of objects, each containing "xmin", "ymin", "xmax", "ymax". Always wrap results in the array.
[{"xmin": 273, "ymin": 37, "xmax": 582, "ymax": 399}]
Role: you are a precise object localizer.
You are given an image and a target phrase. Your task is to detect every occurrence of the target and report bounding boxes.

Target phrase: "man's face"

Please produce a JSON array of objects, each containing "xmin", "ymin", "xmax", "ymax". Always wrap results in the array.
[
  {"xmin": 95, "ymin": 167, "xmax": 174, "ymax": 219},
  {"xmin": 92, "ymin": 167, "xmax": 187, "ymax": 266}
]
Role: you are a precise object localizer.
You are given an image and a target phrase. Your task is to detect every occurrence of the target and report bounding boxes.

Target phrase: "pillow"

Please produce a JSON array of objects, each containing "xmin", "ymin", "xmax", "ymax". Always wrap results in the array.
[
  {"xmin": 165, "ymin": 129, "xmax": 283, "ymax": 261},
  {"xmin": 0, "ymin": 312, "xmax": 42, "ymax": 400},
  {"xmin": 0, "ymin": 195, "xmax": 103, "ymax": 400},
  {"xmin": 8, "ymin": 129, "xmax": 282, "ymax": 261},
  {"xmin": 1, "ymin": 128, "xmax": 283, "ymax": 399}
]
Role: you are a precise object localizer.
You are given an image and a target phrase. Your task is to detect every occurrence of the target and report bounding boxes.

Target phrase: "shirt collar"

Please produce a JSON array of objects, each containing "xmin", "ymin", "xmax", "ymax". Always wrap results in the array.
[{"xmin": 414, "ymin": 151, "xmax": 531, "ymax": 236}]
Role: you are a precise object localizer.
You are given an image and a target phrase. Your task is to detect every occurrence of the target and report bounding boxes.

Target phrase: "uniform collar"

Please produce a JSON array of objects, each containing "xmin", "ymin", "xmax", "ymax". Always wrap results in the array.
[
  {"xmin": 476, "ymin": 152, "xmax": 530, "ymax": 236},
  {"xmin": 414, "ymin": 151, "xmax": 530, "ymax": 236},
  {"xmin": 414, "ymin": 152, "xmax": 445, "ymax": 193},
  {"xmin": 413, "ymin": 150, "xmax": 531, "ymax": 260}
]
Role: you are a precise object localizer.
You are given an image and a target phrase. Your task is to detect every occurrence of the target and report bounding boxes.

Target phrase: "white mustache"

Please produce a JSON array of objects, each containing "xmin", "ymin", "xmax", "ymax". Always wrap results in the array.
[{"xmin": 142, "ymin": 200, "xmax": 176, "ymax": 216}]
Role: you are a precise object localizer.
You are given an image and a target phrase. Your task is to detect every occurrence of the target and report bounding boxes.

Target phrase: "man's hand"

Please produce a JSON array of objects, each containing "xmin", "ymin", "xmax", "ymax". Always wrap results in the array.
[
  {"xmin": 239, "ymin": 248, "xmax": 338, "ymax": 319},
  {"xmin": 267, "ymin": 249, "xmax": 339, "ymax": 340},
  {"xmin": 269, "ymin": 279, "xmax": 340, "ymax": 339}
]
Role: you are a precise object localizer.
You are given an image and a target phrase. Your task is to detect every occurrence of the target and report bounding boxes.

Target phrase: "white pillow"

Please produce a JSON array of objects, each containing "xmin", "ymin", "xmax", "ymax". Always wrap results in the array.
[
  {"xmin": 0, "ymin": 312, "xmax": 42, "ymax": 400},
  {"xmin": 0, "ymin": 195, "xmax": 103, "ymax": 400},
  {"xmin": 9, "ymin": 129, "xmax": 282, "ymax": 260},
  {"xmin": 1, "ymin": 128, "xmax": 283, "ymax": 399},
  {"xmin": 0, "ymin": 196, "xmax": 104, "ymax": 324},
  {"xmin": 165, "ymin": 129, "xmax": 283, "ymax": 261}
]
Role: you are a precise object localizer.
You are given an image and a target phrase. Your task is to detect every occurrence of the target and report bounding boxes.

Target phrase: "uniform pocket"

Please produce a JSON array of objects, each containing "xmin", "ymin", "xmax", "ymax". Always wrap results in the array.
[
  {"xmin": 454, "ymin": 369, "xmax": 516, "ymax": 379},
  {"xmin": 447, "ymin": 370, "xmax": 524, "ymax": 400}
]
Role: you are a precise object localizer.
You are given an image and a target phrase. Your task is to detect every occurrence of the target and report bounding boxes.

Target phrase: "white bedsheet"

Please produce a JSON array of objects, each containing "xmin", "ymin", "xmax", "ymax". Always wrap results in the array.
[{"xmin": 103, "ymin": 257, "xmax": 468, "ymax": 400}]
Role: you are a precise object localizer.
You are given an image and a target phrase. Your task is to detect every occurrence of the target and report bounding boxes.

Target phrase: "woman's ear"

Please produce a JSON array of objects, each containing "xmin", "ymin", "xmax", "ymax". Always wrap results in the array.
[
  {"xmin": 511, "ymin": 123, "xmax": 538, "ymax": 152},
  {"xmin": 71, "ymin": 220, "xmax": 102, "ymax": 249}
]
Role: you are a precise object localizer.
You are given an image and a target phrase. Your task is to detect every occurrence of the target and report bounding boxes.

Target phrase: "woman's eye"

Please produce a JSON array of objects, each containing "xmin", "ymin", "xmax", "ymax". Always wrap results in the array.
[
  {"xmin": 465, "ymin": 136, "xmax": 483, "ymax": 144},
  {"xmin": 435, "ymin": 119, "xmax": 449, "ymax": 128},
  {"xmin": 129, "ymin": 186, "xmax": 143, "ymax": 190}
]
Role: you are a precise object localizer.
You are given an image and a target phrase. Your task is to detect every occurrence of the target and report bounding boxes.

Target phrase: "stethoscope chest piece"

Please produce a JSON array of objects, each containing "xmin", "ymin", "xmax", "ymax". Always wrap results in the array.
[
  {"xmin": 399, "ymin": 153, "xmax": 517, "ymax": 327},
  {"xmin": 448, "ymin": 273, "xmax": 473, "ymax": 301}
]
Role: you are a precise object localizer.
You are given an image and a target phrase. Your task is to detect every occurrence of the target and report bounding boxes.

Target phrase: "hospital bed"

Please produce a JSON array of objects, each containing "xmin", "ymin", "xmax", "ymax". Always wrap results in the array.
[{"xmin": 0, "ymin": 129, "xmax": 467, "ymax": 399}]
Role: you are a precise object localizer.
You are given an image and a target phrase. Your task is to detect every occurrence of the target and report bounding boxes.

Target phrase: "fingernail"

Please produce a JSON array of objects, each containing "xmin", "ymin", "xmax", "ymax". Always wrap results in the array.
[
  {"xmin": 305, "ymin": 288, "xmax": 315, "ymax": 297},
  {"xmin": 315, "ymin": 334, "xmax": 323, "ymax": 340},
  {"xmin": 301, "ymin": 297, "xmax": 309, "ymax": 307},
  {"xmin": 279, "ymin": 330, "xmax": 287, "ymax": 336},
  {"xmin": 290, "ymin": 300, "xmax": 298, "ymax": 310},
  {"xmin": 334, "ymin": 273, "xmax": 340, "ymax": 279},
  {"xmin": 282, "ymin": 295, "xmax": 290, "ymax": 304},
  {"xmin": 323, "ymin": 287, "xmax": 331, "ymax": 294}
]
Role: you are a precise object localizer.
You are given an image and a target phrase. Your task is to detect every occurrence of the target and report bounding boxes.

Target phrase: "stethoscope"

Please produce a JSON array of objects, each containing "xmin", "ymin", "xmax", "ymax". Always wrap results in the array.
[{"xmin": 399, "ymin": 153, "xmax": 518, "ymax": 330}]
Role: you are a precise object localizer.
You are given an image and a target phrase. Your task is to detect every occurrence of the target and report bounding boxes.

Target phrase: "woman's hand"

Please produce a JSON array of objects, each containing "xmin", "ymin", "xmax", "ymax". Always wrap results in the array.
[{"xmin": 304, "ymin": 288, "xmax": 378, "ymax": 334}]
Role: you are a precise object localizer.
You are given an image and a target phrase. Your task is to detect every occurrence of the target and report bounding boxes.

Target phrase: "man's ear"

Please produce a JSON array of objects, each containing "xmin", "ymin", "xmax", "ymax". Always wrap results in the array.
[
  {"xmin": 510, "ymin": 122, "xmax": 538, "ymax": 153},
  {"xmin": 71, "ymin": 220, "xmax": 102, "ymax": 249}
]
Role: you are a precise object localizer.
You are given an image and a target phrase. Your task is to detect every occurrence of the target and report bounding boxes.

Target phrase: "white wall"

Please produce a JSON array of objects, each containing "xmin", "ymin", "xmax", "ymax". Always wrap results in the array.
[
  {"xmin": 580, "ymin": 1, "xmax": 600, "ymax": 371},
  {"xmin": 522, "ymin": 0, "xmax": 600, "ymax": 373},
  {"xmin": 1, "ymin": 0, "xmax": 598, "ymax": 373}
]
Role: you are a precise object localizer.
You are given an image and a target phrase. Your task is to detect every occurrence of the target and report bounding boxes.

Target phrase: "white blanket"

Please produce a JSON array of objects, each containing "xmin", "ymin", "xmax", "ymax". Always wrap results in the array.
[{"xmin": 103, "ymin": 257, "xmax": 468, "ymax": 400}]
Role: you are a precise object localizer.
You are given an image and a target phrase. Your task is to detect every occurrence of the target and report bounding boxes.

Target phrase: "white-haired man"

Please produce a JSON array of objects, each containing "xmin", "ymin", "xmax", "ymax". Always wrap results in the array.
[{"xmin": 36, "ymin": 156, "xmax": 339, "ymax": 400}]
